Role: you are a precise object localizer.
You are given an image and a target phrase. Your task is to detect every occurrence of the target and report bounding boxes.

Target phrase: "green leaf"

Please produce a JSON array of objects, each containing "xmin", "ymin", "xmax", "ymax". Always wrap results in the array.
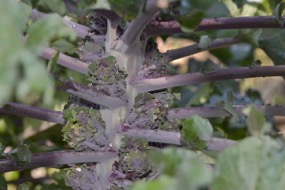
[
  {"xmin": 0, "ymin": 142, "xmax": 5, "ymax": 155},
  {"xmin": 90, "ymin": 0, "xmax": 111, "ymax": 10},
  {"xmin": 274, "ymin": 2, "xmax": 285, "ymax": 27},
  {"xmin": 6, "ymin": 144, "xmax": 32, "ymax": 167},
  {"xmin": 27, "ymin": 14, "xmax": 76, "ymax": 53},
  {"xmin": 223, "ymin": 0, "xmax": 241, "ymax": 16},
  {"xmin": 181, "ymin": 115, "xmax": 213, "ymax": 150},
  {"xmin": 176, "ymin": 11, "xmax": 204, "ymax": 33},
  {"xmin": 178, "ymin": 0, "xmax": 228, "ymax": 32},
  {"xmin": 212, "ymin": 136, "xmax": 285, "ymax": 190},
  {"xmin": 223, "ymin": 91, "xmax": 239, "ymax": 120},
  {"xmin": 131, "ymin": 175, "xmax": 175, "ymax": 190},
  {"xmin": 52, "ymin": 39, "xmax": 77, "ymax": 54},
  {"xmin": 18, "ymin": 182, "xmax": 31, "ymax": 190},
  {"xmin": 107, "ymin": 0, "xmax": 145, "ymax": 20},
  {"xmin": 243, "ymin": 105, "xmax": 267, "ymax": 136},
  {"xmin": 47, "ymin": 50, "xmax": 60, "ymax": 72},
  {"xmin": 259, "ymin": 30, "xmax": 285, "ymax": 65},
  {"xmin": 238, "ymin": 29, "xmax": 262, "ymax": 47},
  {"xmin": 150, "ymin": 148, "xmax": 212, "ymax": 190},
  {"xmin": 198, "ymin": 35, "xmax": 212, "ymax": 49},
  {"xmin": 37, "ymin": 0, "xmax": 66, "ymax": 15},
  {"xmin": 0, "ymin": 176, "xmax": 7, "ymax": 190}
]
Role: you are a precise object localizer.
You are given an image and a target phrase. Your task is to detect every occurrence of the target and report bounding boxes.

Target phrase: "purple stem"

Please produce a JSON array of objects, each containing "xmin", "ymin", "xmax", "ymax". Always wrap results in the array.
[
  {"xmin": 145, "ymin": 16, "xmax": 283, "ymax": 37},
  {"xmin": 0, "ymin": 150, "xmax": 117, "ymax": 173},
  {"xmin": 119, "ymin": 128, "xmax": 236, "ymax": 151},
  {"xmin": 131, "ymin": 66, "xmax": 285, "ymax": 92}
]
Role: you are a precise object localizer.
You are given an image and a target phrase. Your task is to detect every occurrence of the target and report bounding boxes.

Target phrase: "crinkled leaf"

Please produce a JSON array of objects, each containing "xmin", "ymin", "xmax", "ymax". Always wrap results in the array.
[
  {"xmin": 64, "ymin": 164, "xmax": 98, "ymax": 189},
  {"xmin": 78, "ymin": 40, "xmax": 105, "ymax": 62},
  {"xmin": 6, "ymin": 144, "xmax": 32, "ymax": 167},
  {"xmin": 126, "ymin": 92, "xmax": 180, "ymax": 131},
  {"xmin": 111, "ymin": 138, "xmax": 155, "ymax": 187},
  {"xmin": 138, "ymin": 49, "xmax": 169, "ymax": 79},
  {"xmin": 181, "ymin": 115, "xmax": 213, "ymax": 150},
  {"xmin": 212, "ymin": 136, "xmax": 285, "ymax": 190},
  {"xmin": 62, "ymin": 104, "xmax": 109, "ymax": 151}
]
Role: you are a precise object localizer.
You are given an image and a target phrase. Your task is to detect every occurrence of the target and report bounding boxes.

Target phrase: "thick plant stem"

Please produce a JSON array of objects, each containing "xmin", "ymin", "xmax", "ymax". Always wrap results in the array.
[
  {"xmin": 119, "ymin": 0, "xmax": 160, "ymax": 49},
  {"xmin": 41, "ymin": 47, "xmax": 88, "ymax": 74},
  {"xmin": 119, "ymin": 128, "xmax": 236, "ymax": 151},
  {"xmin": 167, "ymin": 106, "xmax": 285, "ymax": 120},
  {"xmin": 0, "ymin": 150, "xmax": 117, "ymax": 173},
  {"xmin": 164, "ymin": 38, "xmax": 240, "ymax": 62},
  {"xmin": 131, "ymin": 66, "xmax": 285, "ymax": 92},
  {"xmin": 145, "ymin": 16, "xmax": 283, "ymax": 37}
]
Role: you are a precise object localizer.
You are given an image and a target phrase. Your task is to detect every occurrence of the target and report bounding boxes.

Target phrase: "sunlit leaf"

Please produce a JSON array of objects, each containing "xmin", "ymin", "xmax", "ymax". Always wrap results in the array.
[
  {"xmin": 150, "ymin": 148, "xmax": 212, "ymax": 190},
  {"xmin": 212, "ymin": 136, "xmax": 285, "ymax": 190},
  {"xmin": 243, "ymin": 105, "xmax": 267, "ymax": 136},
  {"xmin": 181, "ymin": 115, "xmax": 213, "ymax": 150},
  {"xmin": 131, "ymin": 175, "xmax": 175, "ymax": 190}
]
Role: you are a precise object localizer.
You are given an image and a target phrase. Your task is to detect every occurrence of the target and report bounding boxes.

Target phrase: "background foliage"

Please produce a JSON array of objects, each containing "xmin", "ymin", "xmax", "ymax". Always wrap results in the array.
[{"xmin": 1, "ymin": 0, "xmax": 285, "ymax": 189}]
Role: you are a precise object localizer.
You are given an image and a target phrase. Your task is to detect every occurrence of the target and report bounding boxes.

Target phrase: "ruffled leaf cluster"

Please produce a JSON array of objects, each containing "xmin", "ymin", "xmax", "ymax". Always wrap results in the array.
[
  {"xmin": 125, "ymin": 92, "xmax": 180, "ymax": 131},
  {"xmin": 78, "ymin": 39, "xmax": 105, "ymax": 62},
  {"xmin": 138, "ymin": 48, "xmax": 170, "ymax": 79},
  {"xmin": 110, "ymin": 138, "xmax": 156, "ymax": 188},
  {"xmin": 62, "ymin": 104, "xmax": 109, "ymax": 151},
  {"xmin": 64, "ymin": 164, "xmax": 98, "ymax": 189},
  {"xmin": 5, "ymin": 143, "xmax": 32, "ymax": 167},
  {"xmin": 87, "ymin": 13, "xmax": 107, "ymax": 35},
  {"xmin": 87, "ymin": 56, "xmax": 127, "ymax": 97}
]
